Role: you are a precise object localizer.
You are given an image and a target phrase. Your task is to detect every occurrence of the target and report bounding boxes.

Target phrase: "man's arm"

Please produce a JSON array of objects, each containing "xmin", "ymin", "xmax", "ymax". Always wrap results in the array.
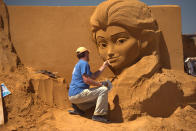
[
  {"xmin": 82, "ymin": 74, "xmax": 102, "ymax": 87},
  {"xmin": 91, "ymin": 60, "xmax": 110, "ymax": 80}
]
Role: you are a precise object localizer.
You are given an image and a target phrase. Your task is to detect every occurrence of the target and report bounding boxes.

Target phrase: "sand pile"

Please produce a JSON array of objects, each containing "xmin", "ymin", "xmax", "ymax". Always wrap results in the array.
[
  {"xmin": 0, "ymin": 68, "xmax": 50, "ymax": 130},
  {"xmin": 34, "ymin": 104, "xmax": 196, "ymax": 131},
  {"xmin": 0, "ymin": 0, "xmax": 53, "ymax": 130},
  {"xmin": 0, "ymin": 68, "xmax": 196, "ymax": 131}
]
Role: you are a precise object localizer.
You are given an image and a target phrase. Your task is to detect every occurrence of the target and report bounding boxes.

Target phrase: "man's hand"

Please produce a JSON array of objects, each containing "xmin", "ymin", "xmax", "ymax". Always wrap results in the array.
[
  {"xmin": 101, "ymin": 81, "xmax": 108, "ymax": 87},
  {"xmin": 99, "ymin": 60, "xmax": 110, "ymax": 72},
  {"xmin": 101, "ymin": 80, "xmax": 113, "ymax": 90},
  {"xmin": 91, "ymin": 60, "xmax": 110, "ymax": 80},
  {"xmin": 103, "ymin": 60, "xmax": 110, "ymax": 67}
]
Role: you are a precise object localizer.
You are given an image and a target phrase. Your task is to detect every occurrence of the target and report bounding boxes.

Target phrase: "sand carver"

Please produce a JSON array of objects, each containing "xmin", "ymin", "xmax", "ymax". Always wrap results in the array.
[{"xmin": 68, "ymin": 47, "xmax": 111, "ymax": 123}]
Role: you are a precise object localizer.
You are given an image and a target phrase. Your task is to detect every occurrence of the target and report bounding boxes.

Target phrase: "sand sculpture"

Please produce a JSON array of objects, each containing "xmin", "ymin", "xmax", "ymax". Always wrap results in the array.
[
  {"xmin": 90, "ymin": 0, "xmax": 196, "ymax": 122},
  {"xmin": 90, "ymin": 0, "xmax": 160, "ymax": 79}
]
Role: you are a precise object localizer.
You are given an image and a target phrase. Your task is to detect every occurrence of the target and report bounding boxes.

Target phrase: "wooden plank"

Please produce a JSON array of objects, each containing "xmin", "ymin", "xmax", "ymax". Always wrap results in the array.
[{"xmin": 0, "ymin": 86, "xmax": 4, "ymax": 125}]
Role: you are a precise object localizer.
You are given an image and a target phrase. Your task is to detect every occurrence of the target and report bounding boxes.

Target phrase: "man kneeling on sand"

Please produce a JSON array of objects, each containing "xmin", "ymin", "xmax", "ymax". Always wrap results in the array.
[{"xmin": 68, "ymin": 47, "xmax": 111, "ymax": 123}]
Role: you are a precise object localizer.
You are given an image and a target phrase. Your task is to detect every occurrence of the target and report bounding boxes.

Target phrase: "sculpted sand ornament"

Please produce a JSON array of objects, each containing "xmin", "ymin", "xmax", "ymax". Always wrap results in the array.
[{"xmin": 90, "ymin": 0, "xmax": 162, "ymax": 121}]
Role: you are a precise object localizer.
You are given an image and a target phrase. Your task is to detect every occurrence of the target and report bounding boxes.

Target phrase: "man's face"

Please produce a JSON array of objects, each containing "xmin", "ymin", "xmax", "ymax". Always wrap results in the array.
[
  {"xmin": 84, "ymin": 51, "xmax": 89, "ymax": 61},
  {"xmin": 95, "ymin": 26, "xmax": 140, "ymax": 72}
]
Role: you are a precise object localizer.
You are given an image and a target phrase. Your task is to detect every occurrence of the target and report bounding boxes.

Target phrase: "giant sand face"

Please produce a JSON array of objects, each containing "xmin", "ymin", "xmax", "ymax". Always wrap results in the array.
[
  {"xmin": 95, "ymin": 25, "xmax": 140, "ymax": 74},
  {"xmin": 90, "ymin": 0, "xmax": 160, "ymax": 75}
]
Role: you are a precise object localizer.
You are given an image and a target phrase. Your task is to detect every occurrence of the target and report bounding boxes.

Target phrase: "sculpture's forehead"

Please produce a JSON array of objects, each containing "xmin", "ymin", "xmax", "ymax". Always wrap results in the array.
[{"xmin": 96, "ymin": 26, "xmax": 127, "ymax": 38}]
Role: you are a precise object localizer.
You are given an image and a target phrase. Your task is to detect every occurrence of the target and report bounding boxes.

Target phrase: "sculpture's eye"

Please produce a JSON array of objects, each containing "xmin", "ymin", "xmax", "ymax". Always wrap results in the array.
[
  {"xmin": 97, "ymin": 41, "xmax": 107, "ymax": 49},
  {"xmin": 116, "ymin": 38, "xmax": 127, "ymax": 44},
  {"xmin": 101, "ymin": 43, "xmax": 107, "ymax": 47},
  {"xmin": 96, "ymin": 37, "xmax": 107, "ymax": 49}
]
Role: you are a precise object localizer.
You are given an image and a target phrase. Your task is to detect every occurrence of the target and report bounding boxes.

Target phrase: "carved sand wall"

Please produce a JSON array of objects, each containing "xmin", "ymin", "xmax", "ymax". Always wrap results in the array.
[
  {"xmin": 151, "ymin": 5, "xmax": 183, "ymax": 70},
  {"xmin": 0, "ymin": 0, "xmax": 20, "ymax": 72},
  {"xmin": 7, "ymin": 5, "xmax": 183, "ymax": 82}
]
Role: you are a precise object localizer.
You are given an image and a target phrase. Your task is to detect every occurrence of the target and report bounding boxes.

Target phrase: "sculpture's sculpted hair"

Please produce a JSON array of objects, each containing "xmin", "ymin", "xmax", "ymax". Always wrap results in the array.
[{"xmin": 90, "ymin": 0, "xmax": 158, "ymax": 38}]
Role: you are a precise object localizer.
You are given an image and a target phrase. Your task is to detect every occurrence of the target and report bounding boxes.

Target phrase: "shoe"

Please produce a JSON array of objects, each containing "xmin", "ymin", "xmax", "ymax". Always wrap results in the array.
[
  {"xmin": 68, "ymin": 104, "xmax": 85, "ymax": 115},
  {"xmin": 92, "ymin": 115, "xmax": 110, "ymax": 123},
  {"xmin": 68, "ymin": 110, "xmax": 81, "ymax": 115}
]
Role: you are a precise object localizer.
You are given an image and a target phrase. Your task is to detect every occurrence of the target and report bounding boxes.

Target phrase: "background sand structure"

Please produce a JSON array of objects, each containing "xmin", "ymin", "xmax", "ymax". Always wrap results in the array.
[{"xmin": 8, "ymin": 5, "xmax": 183, "ymax": 82}]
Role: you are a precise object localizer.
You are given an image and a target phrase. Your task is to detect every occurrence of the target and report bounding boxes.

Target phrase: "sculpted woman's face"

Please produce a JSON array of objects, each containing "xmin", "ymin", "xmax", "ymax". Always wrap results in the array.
[{"xmin": 96, "ymin": 26, "xmax": 140, "ymax": 73}]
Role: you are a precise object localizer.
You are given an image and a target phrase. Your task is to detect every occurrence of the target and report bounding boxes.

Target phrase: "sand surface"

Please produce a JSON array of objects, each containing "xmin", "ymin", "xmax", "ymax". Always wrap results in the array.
[{"xmin": 0, "ymin": 68, "xmax": 195, "ymax": 131}]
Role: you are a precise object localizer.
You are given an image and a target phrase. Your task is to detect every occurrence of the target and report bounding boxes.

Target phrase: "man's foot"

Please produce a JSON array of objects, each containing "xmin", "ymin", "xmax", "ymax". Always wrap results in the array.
[
  {"xmin": 92, "ymin": 115, "xmax": 110, "ymax": 123},
  {"xmin": 68, "ymin": 104, "xmax": 85, "ymax": 115}
]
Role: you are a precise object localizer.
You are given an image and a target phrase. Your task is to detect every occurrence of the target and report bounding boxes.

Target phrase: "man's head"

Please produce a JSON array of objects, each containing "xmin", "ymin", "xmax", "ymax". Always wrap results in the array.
[{"xmin": 76, "ymin": 47, "xmax": 90, "ymax": 61}]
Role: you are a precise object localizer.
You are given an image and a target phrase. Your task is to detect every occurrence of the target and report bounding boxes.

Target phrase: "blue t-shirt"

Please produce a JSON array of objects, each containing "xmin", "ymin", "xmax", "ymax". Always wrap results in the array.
[{"xmin": 69, "ymin": 59, "xmax": 92, "ymax": 96}]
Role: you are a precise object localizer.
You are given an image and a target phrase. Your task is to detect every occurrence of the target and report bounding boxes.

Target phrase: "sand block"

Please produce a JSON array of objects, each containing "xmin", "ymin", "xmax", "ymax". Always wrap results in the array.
[
  {"xmin": 44, "ymin": 79, "xmax": 53, "ymax": 106},
  {"xmin": 53, "ymin": 78, "xmax": 68, "ymax": 108},
  {"xmin": 29, "ymin": 71, "xmax": 70, "ymax": 109},
  {"xmin": 150, "ymin": 5, "xmax": 184, "ymax": 71}
]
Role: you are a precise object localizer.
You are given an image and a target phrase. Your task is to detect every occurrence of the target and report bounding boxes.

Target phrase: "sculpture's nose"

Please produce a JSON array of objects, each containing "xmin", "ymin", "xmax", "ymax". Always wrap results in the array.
[
  {"xmin": 107, "ymin": 44, "xmax": 115, "ymax": 58},
  {"xmin": 108, "ymin": 53, "xmax": 114, "ymax": 58}
]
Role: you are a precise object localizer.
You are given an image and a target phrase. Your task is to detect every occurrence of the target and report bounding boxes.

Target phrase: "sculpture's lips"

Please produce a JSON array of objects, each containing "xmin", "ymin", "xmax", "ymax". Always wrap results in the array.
[{"xmin": 108, "ymin": 57, "xmax": 119, "ymax": 63}]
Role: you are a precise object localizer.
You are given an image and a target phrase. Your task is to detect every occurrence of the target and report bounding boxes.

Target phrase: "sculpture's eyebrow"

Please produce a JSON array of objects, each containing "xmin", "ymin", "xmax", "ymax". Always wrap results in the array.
[
  {"xmin": 96, "ymin": 36, "xmax": 106, "ymax": 41},
  {"xmin": 111, "ymin": 32, "xmax": 129, "ymax": 42},
  {"xmin": 96, "ymin": 36, "xmax": 105, "ymax": 39},
  {"xmin": 111, "ymin": 32, "xmax": 129, "ymax": 38}
]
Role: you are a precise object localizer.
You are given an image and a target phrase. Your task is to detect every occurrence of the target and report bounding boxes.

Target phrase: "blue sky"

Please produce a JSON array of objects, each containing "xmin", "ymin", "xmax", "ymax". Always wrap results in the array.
[{"xmin": 3, "ymin": 0, "xmax": 196, "ymax": 34}]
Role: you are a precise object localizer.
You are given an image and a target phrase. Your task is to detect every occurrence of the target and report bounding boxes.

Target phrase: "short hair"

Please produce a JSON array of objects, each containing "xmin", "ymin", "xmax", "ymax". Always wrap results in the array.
[{"xmin": 77, "ymin": 52, "xmax": 86, "ymax": 59}]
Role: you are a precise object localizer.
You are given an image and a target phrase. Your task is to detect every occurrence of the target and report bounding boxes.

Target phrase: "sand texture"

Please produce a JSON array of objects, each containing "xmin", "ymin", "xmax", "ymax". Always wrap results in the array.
[{"xmin": 0, "ymin": 68, "xmax": 195, "ymax": 130}]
